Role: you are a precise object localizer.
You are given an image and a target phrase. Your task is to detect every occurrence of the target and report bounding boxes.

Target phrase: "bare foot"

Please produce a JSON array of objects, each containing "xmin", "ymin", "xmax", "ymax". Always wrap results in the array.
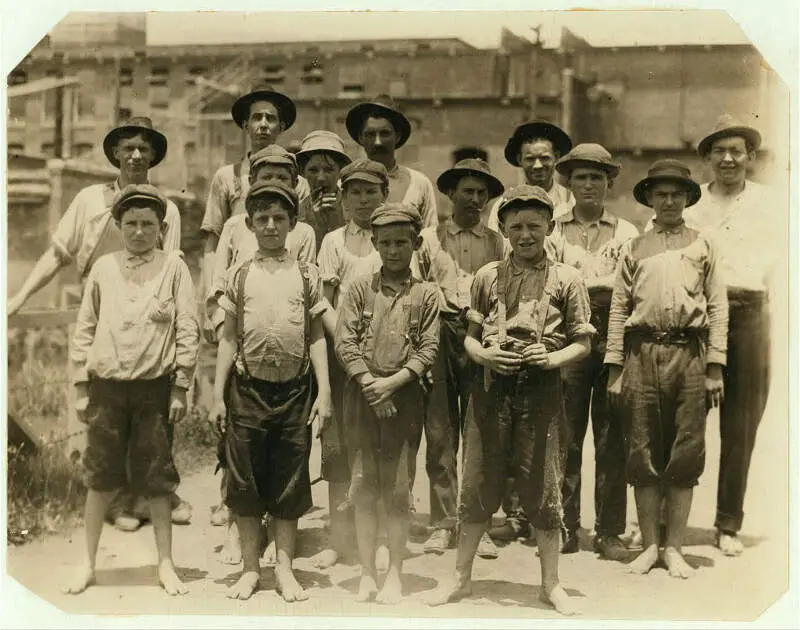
[
  {"xmin": 662, "ymin": 547, "xmax": 695, "ymax": 579},
  {"xmin": 226, "ymin": 571, "xmax": 260, "ymax": 600},
  {"xmin": 356, "ymin": 573, "xmax": 378, "ymax": 602},
  {"xmin": 219, "ymin": 524, "xmax": 242, "ymax": 565},
  {"xmin": 262, "ymin": 540, "xmax": 277, "ymax": 566},
  {"xmin": 158, "ymin": 560, "xmax": 188, "ymax": 596},
  {"xmin": 375, "ymin": 545, "xmax": 390, "ymax": 574},
  {"xmin": 626, "ymin": 544, "xmax": 659, "ymax": 575},
  {"xmin": 311, "ymin": 548, "xmax": 339, "ymax": 570},
  {"xmin": 540, "ymin": 584, "xmax": 578, "ymax": 616},
  {"xmin": 275, "ymin": 566, "xmax": 308, "ymax": 603},
  {"xmin": 425, "ymin": 575, "xmax": 472, "ymax": 607},
  {"xmin": 61, "ymin": 565, "xmax": 95, "ymax": 595},
  {"xmin": 375, "ymin": 567, "xmax": 403, "ymax": 605},
  {"xmin": 717, "ymin": 532, "xmax": 743, "ymax": 557}
]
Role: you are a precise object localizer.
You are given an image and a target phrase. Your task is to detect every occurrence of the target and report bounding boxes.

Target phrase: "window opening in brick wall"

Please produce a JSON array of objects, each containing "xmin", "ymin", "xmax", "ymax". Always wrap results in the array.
[
  {"xmin": 8, "ymin": 70, "xmax": 28, "ymax": 120},
  {"xmin": 149, "ymin": 66, "xmax": 170, "ymax": 108}
]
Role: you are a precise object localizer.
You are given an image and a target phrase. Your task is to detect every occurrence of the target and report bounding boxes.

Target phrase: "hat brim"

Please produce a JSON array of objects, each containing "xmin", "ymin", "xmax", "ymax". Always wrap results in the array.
[
  {"xmin": 555, "ymin": 158, "xmax": 620, "ymax": 179},
  {"xmin": 232, "ymin": 90, "xmax": 297, "ymax": 130},
  {"xmin": 103, "ymin": 126, "xmax": 167, "ymax": 169},
  {"xmin": 346, "ymin": 103, "xmax": 411, "ymax": 148},
  {"xmin": 436, "ymin": 168, "xmax": 504, "ymax": 199},
  {"xmin": 496, "ymin": 197, "xmax": 554, "ymax": 224},
  {"xmin": 633, "ymin": 176, "xmax": 702, "ymax": 208},
  {"xmin": 246, "ymin": 188, "xmax": 299, "ymax": 211},
  {"xmin": 111, "ymin": 193, "xmax": 167, "ymax": 221},
  {"xmin": 341, "ymin": 173, "xmax": 386, "ymax": 186},
  {"xmin": 504, "ymin": 122, "xmax": 573, "ymax": 166},
  {"xmin": 697, "ymin": 126, "xmax": 762, "ymax": 157},
  {"xmin": 296, "ymin": 148, "xmax": 352, "ymax": 173}
]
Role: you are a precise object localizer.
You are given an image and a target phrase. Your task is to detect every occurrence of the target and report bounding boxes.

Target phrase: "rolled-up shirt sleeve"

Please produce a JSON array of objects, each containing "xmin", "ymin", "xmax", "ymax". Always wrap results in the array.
[
  {"xmin": 604, "ymin": 242, "xmax": 634, "ymax": 366},
  {"xmin": 71, "ymin": 264, "xmax": 101, "ymax": 384},
  {"xmin": 207, "ymin": 219, "xmax": 237, "ymax": 308},
  {"xmin": 704, "ymin": 239, "xmax": 729, "ymax": 366},
  {"xmin": 420, "ymin": 176, "xmax": 439, "ymax": 229},
  {"xmin": 51, "ymin": 189, "xmax": 86, "ymax": 262},
  {"xmin": 173, "ymin": 258, "xmax": 200, "ymax": 389},
  {"xmin": 403, "ymin": 283, "xmax": 440, "ymax": 377},
  {"xmin": 334, "ymin": 278, "xmax": 370, "ymax": 378},
  {"xmin": 295, "ymin": 224, "xmax": 317, "ymax": 265},
  {"xmin": 162, "ymin": 200, "xmax": 183, "ymax": 252},
  {"xmin": 317, "ymin": 232, "xmax": 342, "ymax": 287},
  {"xmin": 562, "ymin": 270, "xmax": 597, "ymax": 342},
  {"xmin": 466, "ymin": 263, "xmax": 495, "ymax": 328},
  {"xmin": 201, "ymin": 167, "xmax": 231, "ymax": 237},
  {"xmin": 305, "ymin": 263, "xmax": 331, "ymax": 319}
]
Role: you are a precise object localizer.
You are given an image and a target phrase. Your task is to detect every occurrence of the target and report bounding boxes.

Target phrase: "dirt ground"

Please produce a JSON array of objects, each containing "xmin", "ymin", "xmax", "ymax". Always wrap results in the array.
[{"xmin": 4, "ymin": 389, "xmax": 791, "ymax": 623}]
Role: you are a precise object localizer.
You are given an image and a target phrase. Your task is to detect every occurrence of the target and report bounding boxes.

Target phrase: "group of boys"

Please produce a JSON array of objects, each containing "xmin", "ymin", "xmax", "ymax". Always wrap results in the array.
[{"xmin": 7, "ymin": 84, "xmax": 778, "ymax": 615}]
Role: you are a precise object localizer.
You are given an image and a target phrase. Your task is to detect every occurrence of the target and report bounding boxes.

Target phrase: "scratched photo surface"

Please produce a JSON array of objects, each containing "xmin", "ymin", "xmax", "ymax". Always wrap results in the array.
[{"xmin": 3, "ymin": 9, "xmax": 792, "ymax": 624}]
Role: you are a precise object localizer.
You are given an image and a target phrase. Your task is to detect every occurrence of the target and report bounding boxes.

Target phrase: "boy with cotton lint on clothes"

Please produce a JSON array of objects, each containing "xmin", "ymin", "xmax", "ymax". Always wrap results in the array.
[
  {"xmin": 606, "ymin": 160, "xmax": 727, "ymax": 578},
  {"xmin": 211, "ymin": 181, "xmax": 333, "ymax": 602},
  {"xmin": 335, "ymin": 203, "xmax": 440, "ymax": 604},
  {"xmin": 426, "ymin": 185, "xmax": 595, "ymax": 616},
  {"xmin": 65, "ymin": 184, "xmax": 199, "ymax": 597}
]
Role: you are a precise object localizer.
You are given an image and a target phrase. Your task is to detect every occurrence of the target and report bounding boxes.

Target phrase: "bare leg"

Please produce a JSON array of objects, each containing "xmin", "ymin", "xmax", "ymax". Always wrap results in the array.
[
  {"xmin": 376, "ymin": 513, "xmax": 407, "ymax": 605},
  {"xmin": 62, "ymin": 489, "xmax": 114, "ymax": 594},
  {"xmin": 627, "ymin": 486, "xmax": 661, "ymax": 575},
  {"xmin": 273, "ymin": 518, "xmax": 308, "ymax": 602},
  {"xmin": 425, "ymin": 520, "xmax": 484, "ymax": 606},
  {"xmin": 226, "ymin": 515, "xmax": 261, "ymax": 600},
  {"xmin": 262, "ymin": 516, "xmax": 276, "ymax": 565},
  {"xmin": 354, "ymin": 505, "xmax": 379, "ymax": 603},
  {"xmin": 662, "ymin": 487, "xmax": 695, "ymax": 579},
  {"xmin": 150, "ymin": 495, "xmax": 188, "ymax": 596},
  {"xmin": 536, "ymin": 527, "xmax": 577, "ymax": 616},
  {"xmin": 220, "ymin": 521, "xmax": 243, "ymax": 565},
  {"xmin": 312, "ymin": 482, "xmax": 349, "ymax": 569}
]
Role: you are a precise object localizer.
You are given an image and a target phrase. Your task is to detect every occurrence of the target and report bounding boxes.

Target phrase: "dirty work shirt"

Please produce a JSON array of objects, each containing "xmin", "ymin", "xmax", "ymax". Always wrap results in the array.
[
  {"xmin": 386, "ymin": 163, "xmax": 439, "ymax": 230},
  {"xmin": 485, "ymin": 179, "xmax": 574, "ymax": 233},
  {"xmin": 335, "ymin": 272, "xmax": 440, "ymax": 380},
  {"xmin": 219, "ymin": 252, "xmax": 328, "ymax": 383},
  {"xmin": 205, "ymin": 214, "xmax": 317, "ymax": 321},
  {"xmin": 201, "ymin": 155, "xmax": 312, "ymax": 238},
  {"xmin": 71, "ymin": 250, "xmax": 199, "ymax": 390},
  {"xmin": 467, "ymin": 254, "xmax": 596, "ymax": 353},
  {"xmin": 52, "ymin": 181, "xmax": 182, "ymax": 281},
  {"xmin": 604, "ymin": 222, "xmax": 729, "ymax": 367},
  {"xmin": 418, "ymin": 218, "xmax": 507, "ymax": 314}
]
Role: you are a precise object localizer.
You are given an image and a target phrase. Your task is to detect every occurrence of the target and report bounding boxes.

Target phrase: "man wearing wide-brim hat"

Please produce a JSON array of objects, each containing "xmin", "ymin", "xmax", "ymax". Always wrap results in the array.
[
  {"xmin": 345, "ymin": 94, "xmax": 438, "ymax": 230},
  {"xmin": 417, "ymin": 159, "xmax": 506, "ymax": 558},
  {"xmin": 7, "ymin": 116, "xmax": 190, "ymax": 532},
  {"xmin": 486, "ymin": 120, "xmax": 574, "ymax": 233},
  {"xmin": 605, "ymin": 158, "xmax": 727, "ymax": 578},
  {"xmin": 552, "ymin": 143, "xmax": 639, "ymax": 560},
  {"xmin": 680, "ymin": 114, "xmax": 782, "ymax": 557}
]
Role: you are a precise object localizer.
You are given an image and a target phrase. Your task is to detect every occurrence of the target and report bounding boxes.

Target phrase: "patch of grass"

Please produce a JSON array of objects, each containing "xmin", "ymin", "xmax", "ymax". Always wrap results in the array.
[{"xmin": 173, "ymin": 405, "xmax": 219, "ymax": 475}]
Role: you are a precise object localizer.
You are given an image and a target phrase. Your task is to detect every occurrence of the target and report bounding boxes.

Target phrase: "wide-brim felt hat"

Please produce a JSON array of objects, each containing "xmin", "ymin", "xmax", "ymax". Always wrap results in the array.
[
  {"xmin": 633, "ymin": 159, "xmax": 702, "ymax": 208},
  {"xmin": 231, "ymin": 89, "xmax": 297, "ymax": 130},
  {"xmin": 103, "ymin": 116, "xmax": 167, "ymax": 169},
  {"xmin": 504, "ymin": 120, "xmax": 573, "ymax": 166},
  {"xmin": 345, "ymin": 95, "xmax": 412, "ymax": 148},
  {"xmin": 697, "ymin": 113, "xmax": 762, "ymax": 157},
  {"xmin": 295, "ymin": 130, "xmax": 352, "ymax": 172},
  {"xmin": 436, "ymin": 158, "xmax": 504, "ymax": 198},
  {"xmin": 555, "ymin": 143, "xmax": 621, "ymax": 178}
]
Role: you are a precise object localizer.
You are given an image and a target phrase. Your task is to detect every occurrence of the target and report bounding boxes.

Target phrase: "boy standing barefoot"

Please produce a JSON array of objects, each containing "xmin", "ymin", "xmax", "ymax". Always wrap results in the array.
[
  {"xmin": 335, "ymin": 203, "xmax": 440, "ymax": 604},
  {"xmin": 65, "ymin": 184, "xmax": 199, "ymax": 596},
  {"xmin": 212, "ymin": 181, "xmax": 333, "ymax": 602},
  {"xmin": 426, "ymin": 185, "xmax": 594, "ymax": 616},
  {"xmin": 606, "ymin": 160, "xmax": 728, "ymax": 578}
]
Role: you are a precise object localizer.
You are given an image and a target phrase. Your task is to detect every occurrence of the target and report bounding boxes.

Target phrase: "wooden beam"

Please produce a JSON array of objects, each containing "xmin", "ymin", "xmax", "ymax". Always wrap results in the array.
[{"xmin": 7, "ymin": 308, "xmax": 79, "ymax": 329}]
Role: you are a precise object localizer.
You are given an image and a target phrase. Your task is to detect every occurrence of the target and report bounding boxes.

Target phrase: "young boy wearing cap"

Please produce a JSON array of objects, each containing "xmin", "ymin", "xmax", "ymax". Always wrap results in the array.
[
  {"xmin": 418, "ymin": 158, "xmax": 506, "ymax": 558},
  {"xmin": 211, "ymin": 180, "xmax": 332, "ymax": 602},
  {"xmin": 335, "ymin": 202, "xmax": 440, "ymax": 604},
  {"xmin": 295, "ymin": 130, "xmax": 352, "ymax": 251},
  {"xmin": 552, "ymin": 143, "xmax": 638, "ymax": 559},
  {"xmin": 65, "ymin": 184, "xmax": 199, "ymax": 597},
  {"xmin": 426, "ymin": 184, "xmax": 594, "ymax": 616},
  {"xmin": 205, "ymin": 145, "xmax": 316, "ymax": 561},
  {"xmin": 606, "ymin": 160, "xmax": 727, "ymax": 578}
]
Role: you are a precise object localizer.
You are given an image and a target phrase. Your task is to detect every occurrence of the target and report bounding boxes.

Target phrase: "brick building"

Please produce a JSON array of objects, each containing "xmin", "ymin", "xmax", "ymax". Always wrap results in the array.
[{"xmin": 7, "ymin": 14, "xmax": 785, "ymax": 230}]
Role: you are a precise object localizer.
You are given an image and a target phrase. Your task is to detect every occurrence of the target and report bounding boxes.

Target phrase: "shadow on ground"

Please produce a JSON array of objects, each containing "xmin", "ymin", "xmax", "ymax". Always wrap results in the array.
[{"xmin": 93, "ymin": 565, "xmax": 208, "ymax": 588}]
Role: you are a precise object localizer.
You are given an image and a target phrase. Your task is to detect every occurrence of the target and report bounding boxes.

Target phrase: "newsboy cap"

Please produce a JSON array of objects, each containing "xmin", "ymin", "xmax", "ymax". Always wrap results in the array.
[
  {"xmin": 111, "ymin": 183, "xmax": 168, "ymax": 221},
  {"xmin": 339, "ymin": 159, "xmax": 390, "ymax": 188},
  {"xmin": 245, "ymin": 180, "xmax": 299, "ymax": 212},
  {"xmin": 496, "ymin": 184, "xmax": 555, "ymax": 223},
  {"xmin": 370, "ymin": 203, "xmax": 422, "ymax": 230},
  {"xmin": 250, "ymin": 144, "xmax": 299, "ymax": 177}
]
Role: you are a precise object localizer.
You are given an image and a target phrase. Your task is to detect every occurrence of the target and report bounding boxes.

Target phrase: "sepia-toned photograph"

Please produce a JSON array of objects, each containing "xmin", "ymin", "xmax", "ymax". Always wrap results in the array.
[{"xmin": 2, "ymin": 7, "xmax": 795, "ymax": 626}]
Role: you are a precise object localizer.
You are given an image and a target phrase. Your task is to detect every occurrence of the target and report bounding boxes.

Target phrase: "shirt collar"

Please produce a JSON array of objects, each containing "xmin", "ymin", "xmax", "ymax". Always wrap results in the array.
[
  {"xmin": 124, "ymin": 250, "xmax": 156, "ymax": 268},
  {"xmin": 556, "ymin": 207, "xmax": 618, "ymax": 227},
  {"xmin": 254, "ymin": 248, "xmax": 290, "ymax": 263},
  {"xmin": 346, "ymin": 220, "xmax": 372, "ymax": 236},
  {"xmin": 508, "ymin": 251, "xmax": 549, "ymax": 275},
  {"xmin": 447, "ymin": 217, "xmax": 486, "ymax": 237},
  {"xmin": 652, "ymin": 220, "xmax": 686, "ymax": 234},
  {"xmin": 376, "ymin": 268, "xmax": 414, "ymax": 294}
]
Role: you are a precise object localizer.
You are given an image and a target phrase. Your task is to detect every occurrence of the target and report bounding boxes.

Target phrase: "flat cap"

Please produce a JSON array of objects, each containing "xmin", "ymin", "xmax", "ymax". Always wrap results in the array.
[
  {"xmin": 245, "ymin": 180, "xmax": 299, "ymax": 211},
  {"xmin": 370, "ymin": 202, "xmax": 422, "ymax": 229},
  {"xmin": 555, "ymin": 143, "xmax": 621, "ymax": 178},
  {"xmin": 496, "ymin": 184, "xmax": 555, "ymax": 223},
  {"xmin": 340, "ymin": 159, "xmax": 390, "ymax": 187},
  {"xmin": 250, "ymin": 144, "xmax": 298, "ymax": 175},
  {"xmin": 111, "ymin": 183, "xmax": 168, "ymax": 221}
]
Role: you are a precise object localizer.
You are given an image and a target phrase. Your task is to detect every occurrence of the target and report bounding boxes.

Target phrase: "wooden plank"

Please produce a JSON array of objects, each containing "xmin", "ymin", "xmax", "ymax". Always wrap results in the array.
[{"xmin": 8, "ymin": 308, "xmax": 79, "ymax": 329}]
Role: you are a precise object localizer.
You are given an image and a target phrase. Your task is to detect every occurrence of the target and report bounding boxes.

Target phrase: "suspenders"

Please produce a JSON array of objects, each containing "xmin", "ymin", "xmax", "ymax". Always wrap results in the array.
[{"xmin": 357, "ymin": 271, "xmax": 424, "ymax": 352}]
